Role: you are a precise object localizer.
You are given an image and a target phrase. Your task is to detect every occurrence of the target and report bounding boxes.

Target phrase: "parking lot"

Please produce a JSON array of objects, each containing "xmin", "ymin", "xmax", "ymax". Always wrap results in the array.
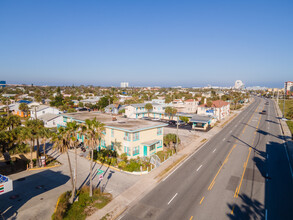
[{"xmin": 1, "ymin": 148, "xmax": 140, "ymax": 220}]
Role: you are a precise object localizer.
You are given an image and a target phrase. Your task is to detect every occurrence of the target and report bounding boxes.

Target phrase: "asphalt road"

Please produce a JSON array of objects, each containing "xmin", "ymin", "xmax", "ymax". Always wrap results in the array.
[{"xmin": 121, "ymin": 97, "xmax": 293, "ymax": 220}]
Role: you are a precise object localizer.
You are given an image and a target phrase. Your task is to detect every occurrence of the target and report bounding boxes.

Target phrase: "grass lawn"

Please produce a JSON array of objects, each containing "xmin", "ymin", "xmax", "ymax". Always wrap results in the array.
[
  {"xmin": 52, "ymin": 186, "xmax": 112, "ymax": 220},
  {"xmin": 279, "ymin": 99, "xmax": 293, "ymax": 118},
  {"xmin": 287, "ymin": 121, "xmax": 293, "ymax": 138}
]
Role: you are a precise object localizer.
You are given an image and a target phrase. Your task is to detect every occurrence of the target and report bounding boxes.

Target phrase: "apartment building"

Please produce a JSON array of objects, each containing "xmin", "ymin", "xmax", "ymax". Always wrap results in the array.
[
  {"xmin": 125, "ymin": 103, "xmax": 173, "ymax": 120},
  {"xmin": 172, "ymin": 99, "xmax": 199, "ymax": 113},
  {"xmin": 197, "ymin": 100, "xmax": 230, "ymax": 120},
  {"xmin": 285, "ymin": 81, "xmax": 293, "ymax": 95},
  {"xmin": 59, "ymin": 112, "xmax": 168, "ymax": 158}
]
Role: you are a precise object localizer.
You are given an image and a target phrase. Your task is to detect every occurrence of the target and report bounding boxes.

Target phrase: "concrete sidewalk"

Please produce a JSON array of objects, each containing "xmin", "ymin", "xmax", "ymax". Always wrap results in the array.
[
  {"xmin": 273, "ymin": 100, "xmax": 293, "ymax": 172},
  {"xmin": 87, "ymin": 104, "xmax": 251, "ymax": 220}
]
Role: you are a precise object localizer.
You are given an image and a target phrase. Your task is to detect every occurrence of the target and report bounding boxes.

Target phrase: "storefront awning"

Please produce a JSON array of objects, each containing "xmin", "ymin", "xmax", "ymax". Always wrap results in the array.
[{"xmin": 142, "ymin": 139, "xmax": 160, "ymax": 146}]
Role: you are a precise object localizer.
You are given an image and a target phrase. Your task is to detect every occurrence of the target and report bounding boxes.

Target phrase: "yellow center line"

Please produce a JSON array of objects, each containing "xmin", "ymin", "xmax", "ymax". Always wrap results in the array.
[
  {"xmin": 231, "ymin": 205, "xmax": 235, "ymax": 214},
  {"xmin": 234, "ymin": 105, "xmax": 265, "ymax": 198},
  {"xmin": 208, "ymin": 144, "xmax": 236, "ymax": 190},
  {"xmin": 199, "ymin": 196, "xmax": 205, "ymax": 204},
  {"xmin": 207, "ymin": 102, "xmax": 261, "ymax": 191},
  {"xmin": 189, "ymin": 216, "xmax": 193, "ymax": 220}
]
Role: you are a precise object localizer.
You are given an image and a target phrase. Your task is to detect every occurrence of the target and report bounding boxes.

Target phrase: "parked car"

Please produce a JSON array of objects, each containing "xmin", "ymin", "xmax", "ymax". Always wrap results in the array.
[
  {"xmin": 177, "ymin": 120, "xmax": 185, "ymax": 126},
  {"xmin": 168, "ymin": 120, "xmax": 176, "ymax": 125},
  {"xmin": 78, "ymin": 107, "xmax": 88, "ymax": 111}
]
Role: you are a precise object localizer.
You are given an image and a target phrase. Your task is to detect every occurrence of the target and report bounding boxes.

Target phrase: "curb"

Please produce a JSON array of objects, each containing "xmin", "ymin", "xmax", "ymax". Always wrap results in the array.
[
  {"xmin": 93, "ymin": 160, "xmax": 121, "ymax": 172},
  {"xmin": 28, "ymin": 164, "xmax": 61, "ymax": 171}
]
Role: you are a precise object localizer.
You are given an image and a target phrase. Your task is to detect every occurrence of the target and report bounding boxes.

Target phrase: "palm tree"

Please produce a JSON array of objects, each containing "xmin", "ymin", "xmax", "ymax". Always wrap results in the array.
[
  {"xmin": 66, "ymin": 121, "xmax": 80, "ymax": 202},
  {"xmin": 25, "ymin": 119, "xmax": 44, "ymax": 166},
  {"xmin": 52, "ymin": 127, "xmax": 75, "ymax": 203},
  {"xmin": 20, "ymin": 126, "xmax": 35, "ymax": 168},
  {"xmin": 7, "ymin": 115, "xmax": 21, "ymax": 131},
  {"xmin": 82, "ymin": 118, "xmax": 105, "ymax": 197},
  {"xmin": 145, "ymin": 103, "xmax": 153, "ymax": 118},
  {"xmin": 39, "ymin": 127, "xmax": 51, "ymax": 159},
  {"xmin": 165, "ymin": 107, "xmax": 177, "ymax": 120},
  {"xmin": 19, "ymin": 103, "xmax": 29, "ymax": 117}
]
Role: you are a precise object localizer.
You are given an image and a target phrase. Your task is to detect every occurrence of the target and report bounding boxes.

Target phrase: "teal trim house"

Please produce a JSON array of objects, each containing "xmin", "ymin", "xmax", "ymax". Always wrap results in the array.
[{"xmin": 58, "ymin": 112, "xmax": 168, "ymax": 158}]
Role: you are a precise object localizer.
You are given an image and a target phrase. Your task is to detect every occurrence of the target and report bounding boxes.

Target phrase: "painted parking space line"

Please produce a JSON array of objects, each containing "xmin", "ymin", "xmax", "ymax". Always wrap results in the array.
[
  {"xmin": 213, "ymin": 149, "xmax": 216, "ymax": 153},
  {"xmin": 196, "ymin": 165, "xmax": 202, "ymax": 171},
  {"xmin": 167, "ymin": 193, "xmax": 178, "ymax": 205}
]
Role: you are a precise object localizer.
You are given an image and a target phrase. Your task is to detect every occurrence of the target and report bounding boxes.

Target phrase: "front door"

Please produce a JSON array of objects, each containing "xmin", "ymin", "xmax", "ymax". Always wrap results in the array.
[{"xmin": 144, "ymin": 146, "xmax": 148, "ymax": 156}]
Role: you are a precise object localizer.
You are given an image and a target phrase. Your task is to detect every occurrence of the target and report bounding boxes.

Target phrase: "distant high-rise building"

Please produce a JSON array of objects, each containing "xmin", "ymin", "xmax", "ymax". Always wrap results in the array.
[
  {"xmin": 120, "ymin": 82, "xmax": 129, "ymax": 88},
  {"xmin": 234, "ymin": 80, "xmax": 245, "ymax": 89},
  {"xmin": 0, "ymin": 81, "xmax": 6, "ymax": 88},
  {"xmin": 284, "ymin": 81, "xmax": 293, "ymax": 95}
]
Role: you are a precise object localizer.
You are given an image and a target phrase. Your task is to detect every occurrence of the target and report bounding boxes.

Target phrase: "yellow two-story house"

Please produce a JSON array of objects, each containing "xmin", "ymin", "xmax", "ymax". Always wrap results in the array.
[{"xmin": 60, "ymin": 112, "xmax": 168, "ymax": 158}]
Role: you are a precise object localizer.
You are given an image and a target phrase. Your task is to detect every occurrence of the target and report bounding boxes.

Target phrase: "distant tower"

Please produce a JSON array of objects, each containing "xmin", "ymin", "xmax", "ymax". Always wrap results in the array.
[
  {"xmin": 234, "ymin": 80, "xmax": 245, "ymax": 89},
  {"xmin": 120, "ymin": 82, "xmax": 129, "ymax": 88},
  {"xmin": 284, "ymin": 81, "xmax": 293, "ymax": 95}
]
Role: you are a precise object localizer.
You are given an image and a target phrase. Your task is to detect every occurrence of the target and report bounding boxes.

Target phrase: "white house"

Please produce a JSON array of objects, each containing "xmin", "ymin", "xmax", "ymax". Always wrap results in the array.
[
  {"xmin": 172, "ymin": 99, "xmax": 199, "ymax": 113},
  {"xmin": 30, "ymin": 105, "xmax": 61, "ymax": 119},
  {"xmin": 197, "ymin": 100, "xmax": 230, "ymax": 120},
  {"xmin": 38, "ymin": 113, "xmax": 63, "ymax": 128}
]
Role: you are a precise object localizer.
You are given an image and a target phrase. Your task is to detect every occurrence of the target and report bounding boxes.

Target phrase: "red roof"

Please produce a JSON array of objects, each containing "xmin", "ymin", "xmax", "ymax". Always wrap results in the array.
[
  {"xmin": 199, "ymin": 100, "xmax": 229, "ymax": 108},
  {"xmin": 185, "ymin": 99, "xmax": 195, "ymax": 102}
]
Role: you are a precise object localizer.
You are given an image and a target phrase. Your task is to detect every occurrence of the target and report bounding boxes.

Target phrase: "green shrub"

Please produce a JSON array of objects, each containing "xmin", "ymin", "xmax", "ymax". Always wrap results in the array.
[
  {"xmin": 125, "ymin": 159, "xmax": 141, "ymax": 172},
  {"xmin": 118, "ymin": 161, "xmax": 127, "ymax": 169},
  {"xmin": 52, "ymin": 187, "xmax": 112, "ymax": 220},
  {"xmin": 52, "ymin": 191, "xmax": 71, "ymax": 220},
  {"xmin": 120, "ymin": 153, "xmax": 128, "ymax": 162}
]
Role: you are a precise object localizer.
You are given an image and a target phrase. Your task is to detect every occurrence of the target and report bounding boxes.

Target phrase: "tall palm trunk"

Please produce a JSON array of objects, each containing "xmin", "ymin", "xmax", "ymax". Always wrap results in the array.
[
  {"xmin": 89, "ymin": 147, "xmax": 93, "ymax": 197},
  {"xmin": 66, "ymin": 150, "xmax": 75, "ymax": 203},
  {"xmin": 70, "ymin": 145, "xmax": 78, "ymax": 203},
  {"xmin": 36, "ymin": 138, "xmax": 40, "ymax": 167},
  {"xmin": 43, "ymin": 140, "xmax": 46, "ymax": 158},
  {"xmin": 30, "ymin": 140, "xmax": 34, "ymax": 168}
]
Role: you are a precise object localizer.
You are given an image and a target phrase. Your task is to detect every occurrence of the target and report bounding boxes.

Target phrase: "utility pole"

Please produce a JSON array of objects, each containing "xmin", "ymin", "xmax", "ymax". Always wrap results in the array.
[
  {"xmin": 283, "ymin": 90, "xmax": 285, "ymax": 118},
  {"xmin": 6, "ymin": 99, "xmax": 10, "ymax": 117},
  {"xmin": 277, "ymin": 90, "xmax": 279, "ymax": 105},
  {"xmin": 34, "ymin": 106, "xmax": 38, "ymax": 119},
  {"xmin": 176, "ymin": 114, "xmax": 178, "ymax": 154}
]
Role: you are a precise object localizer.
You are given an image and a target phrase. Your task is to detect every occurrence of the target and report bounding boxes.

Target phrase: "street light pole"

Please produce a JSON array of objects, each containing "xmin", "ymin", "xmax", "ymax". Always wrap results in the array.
[
  {"xmin": 176, "ymin": 114, "xmax": 178, "ymax": 154},
  {"xmin": 283, "ymin": 90, "xmax": 285, "ymax": 118}
]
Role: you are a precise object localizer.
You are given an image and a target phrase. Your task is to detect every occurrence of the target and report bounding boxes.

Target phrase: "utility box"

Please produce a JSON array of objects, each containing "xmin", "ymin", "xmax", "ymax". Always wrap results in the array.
[{"xmin": 0, "ymin": 174, "xmax": 13, "ymax": 195}]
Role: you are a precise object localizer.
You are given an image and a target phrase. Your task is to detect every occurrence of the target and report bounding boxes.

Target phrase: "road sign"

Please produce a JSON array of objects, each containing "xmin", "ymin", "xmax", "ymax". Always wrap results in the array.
[{"xmin": 99, "ymin": 175, "xmax": 103, "ymax": 181}]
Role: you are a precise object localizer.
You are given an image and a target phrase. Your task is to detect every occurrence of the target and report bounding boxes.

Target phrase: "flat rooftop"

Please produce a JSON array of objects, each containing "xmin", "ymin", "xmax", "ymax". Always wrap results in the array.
[{"xmin": 62, "ymin": 112, "xmax": 168, "ymax": 131}]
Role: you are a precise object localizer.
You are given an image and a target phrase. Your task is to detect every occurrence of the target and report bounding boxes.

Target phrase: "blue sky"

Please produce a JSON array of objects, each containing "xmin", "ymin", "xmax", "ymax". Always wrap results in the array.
[{"xmin": 0, "ymin": 0, "xmax": 292, "ymax": 88}]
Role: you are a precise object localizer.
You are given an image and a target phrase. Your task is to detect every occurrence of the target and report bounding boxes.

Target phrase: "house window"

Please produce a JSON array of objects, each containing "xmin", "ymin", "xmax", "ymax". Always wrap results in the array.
[
  {"xmin": 124, "ymin": 132, "xmax": 130, "ymax": 141},
  {"xmin": 150, "ymin": 144, "xmax": 156, "ymax": 151},
  {"xmin": 133, "ymin": 132, "xmax": 140, "ymax": 141},
  {"xmin": 133, "ymin": 146, "xmax": 140, "ymax": 156},
  {"xmin": 42, "ymin": 111, "xmax": 45, "ymax": 114},
  {"xmin": 157, "ymin": 140, "xmax": 162, "ymax": 148},
  {"xmin": 157, "ymin": 128, "xmax": 162, "ymax": 135},
  {"xmin": 111, "ymin": 129, "xmax": 114, "ymax": 137},
  {"xmin": 124, "ymin": 146, "xmax": 130, "ymax": 156}
]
